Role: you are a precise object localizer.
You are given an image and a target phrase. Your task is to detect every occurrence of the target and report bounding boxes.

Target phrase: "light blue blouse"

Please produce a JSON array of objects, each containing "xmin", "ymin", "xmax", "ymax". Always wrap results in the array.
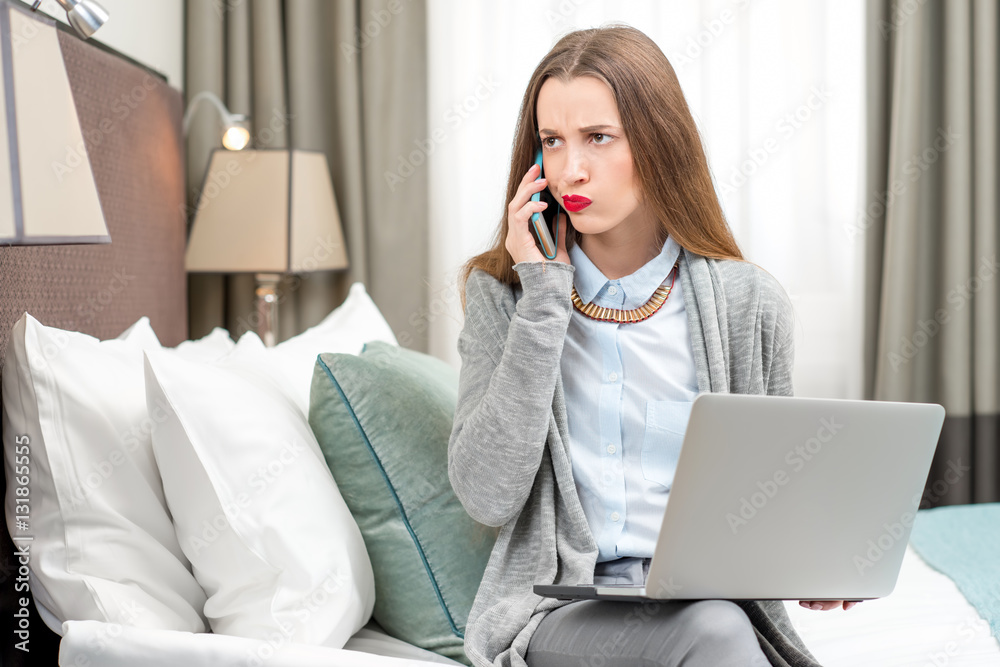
[{"xmin": 561, "ymin": 236, "xmax": 699, "ymax": 564}]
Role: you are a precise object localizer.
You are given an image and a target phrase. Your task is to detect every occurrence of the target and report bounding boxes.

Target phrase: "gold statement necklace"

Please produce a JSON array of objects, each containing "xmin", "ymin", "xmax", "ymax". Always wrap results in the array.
[{"xmin": 570, "ymin": 261, "xmax": 680, "ymax": 324}]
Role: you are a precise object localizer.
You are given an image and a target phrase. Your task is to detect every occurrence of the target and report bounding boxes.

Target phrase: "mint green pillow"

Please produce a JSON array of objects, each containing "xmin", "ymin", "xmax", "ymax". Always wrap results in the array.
[{"xmin": 308, "ymin": 341, "xmax": 497, "ymax": 665}]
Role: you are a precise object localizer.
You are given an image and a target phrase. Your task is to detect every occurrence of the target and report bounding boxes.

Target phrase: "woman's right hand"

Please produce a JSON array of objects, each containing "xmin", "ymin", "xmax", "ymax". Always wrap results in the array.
[{"xmin": 505, "ymin": 163, "xmax": 570, "ymax": 266}]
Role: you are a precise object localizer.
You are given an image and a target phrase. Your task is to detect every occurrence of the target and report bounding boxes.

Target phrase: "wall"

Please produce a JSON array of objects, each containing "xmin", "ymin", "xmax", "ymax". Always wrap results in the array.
[{"xmin": 33, "ymin": 0, "xmax": 183, "ymax": 90}]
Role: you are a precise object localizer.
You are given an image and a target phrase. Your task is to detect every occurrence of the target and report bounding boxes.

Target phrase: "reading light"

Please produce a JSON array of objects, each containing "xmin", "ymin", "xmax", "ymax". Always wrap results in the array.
[
  {"xmin": 222, "ymin": 117, "xmax": 251, "ymax": 150},
  {"xmin": 31, "ymin": 0, "xmax": 109, "ymax": 39},
  {"xmin": 183, "ymin": 91, "xmax": 251, "ymax": 151}
]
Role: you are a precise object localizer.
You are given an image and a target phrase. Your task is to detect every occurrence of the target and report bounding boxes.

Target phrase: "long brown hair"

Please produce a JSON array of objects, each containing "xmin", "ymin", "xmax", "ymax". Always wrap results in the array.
[{"xmin": 460, "ymin": 24, "xmax": 744, "ymax": 308}]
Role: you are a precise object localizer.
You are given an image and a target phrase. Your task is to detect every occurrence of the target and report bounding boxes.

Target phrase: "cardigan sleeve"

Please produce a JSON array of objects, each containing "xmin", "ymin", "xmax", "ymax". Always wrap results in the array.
[
  {"xmin": 763, "ymin": 275, "xmax": 796, "ymax": 398},
  {"xmin": 448, "ymin": 261, "xmax": 574, "ymax": 527}
]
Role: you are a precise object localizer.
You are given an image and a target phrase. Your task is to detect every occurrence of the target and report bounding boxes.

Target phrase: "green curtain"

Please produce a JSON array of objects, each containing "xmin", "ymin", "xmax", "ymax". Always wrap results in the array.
[
  {"xmin": 184, "ymin": 0, "xmax": 429, "ymax": 351},
  {"xmin": 863, "ymin": 0, "xmax": 998, "ymax": 505}
]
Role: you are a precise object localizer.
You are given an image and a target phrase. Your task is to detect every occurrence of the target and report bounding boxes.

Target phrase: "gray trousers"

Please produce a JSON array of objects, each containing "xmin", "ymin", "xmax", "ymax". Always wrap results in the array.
[{"xmin": 525, "ymin": 558, "xmax": 771, "ymax": 667}]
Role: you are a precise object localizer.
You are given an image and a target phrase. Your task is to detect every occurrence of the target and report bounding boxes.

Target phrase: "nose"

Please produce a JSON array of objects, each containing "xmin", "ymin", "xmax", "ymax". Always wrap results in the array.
[{"xmin": 561, "ymin": 146, "xmax": 589, "ymax": 186}]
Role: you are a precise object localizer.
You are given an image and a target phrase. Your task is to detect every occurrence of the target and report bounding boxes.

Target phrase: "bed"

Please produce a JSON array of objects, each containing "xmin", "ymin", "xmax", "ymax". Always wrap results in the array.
[
  {"xmin": 49, "ymin": 541, "xmax": 1000, "ymax": 667},
  {"xmin": 1, "ymin": 5, "xmax": 998, "ymax": 667}
]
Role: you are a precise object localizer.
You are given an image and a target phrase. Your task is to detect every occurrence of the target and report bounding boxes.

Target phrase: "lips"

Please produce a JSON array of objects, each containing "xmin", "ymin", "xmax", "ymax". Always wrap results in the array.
[{"xmin": 562, "ymin": 194, "xmax": 591, "ymax": 212}]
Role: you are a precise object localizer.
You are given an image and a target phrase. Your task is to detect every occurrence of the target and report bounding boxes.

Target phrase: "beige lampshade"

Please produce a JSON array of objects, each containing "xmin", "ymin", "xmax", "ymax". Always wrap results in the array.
[
  {"xmin": 185, "ymin": 149, "xmax": 348, "ymax": 273},
  {"xmin": 0, "ymin": 7, "xmax": 109, "ymax": 245}
]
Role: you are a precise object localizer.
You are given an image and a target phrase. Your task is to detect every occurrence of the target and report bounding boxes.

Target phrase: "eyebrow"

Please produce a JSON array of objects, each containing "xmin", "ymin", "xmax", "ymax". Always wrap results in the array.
[{"xmin": 538, "ymin": 124, "xmax": 620, "ymax": 137}]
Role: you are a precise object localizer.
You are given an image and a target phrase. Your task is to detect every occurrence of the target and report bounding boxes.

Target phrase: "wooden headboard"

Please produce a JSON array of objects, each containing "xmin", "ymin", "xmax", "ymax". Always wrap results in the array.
[{"xmin": 0, "ymin": 4, "xmax": 186, "ymax": 664}]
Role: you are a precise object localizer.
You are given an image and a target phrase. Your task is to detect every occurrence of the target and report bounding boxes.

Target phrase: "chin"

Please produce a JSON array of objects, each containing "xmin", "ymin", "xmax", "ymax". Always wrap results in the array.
[{"xmin": 569, "ymin": 213, "xmax": 619, "ymax": 236}]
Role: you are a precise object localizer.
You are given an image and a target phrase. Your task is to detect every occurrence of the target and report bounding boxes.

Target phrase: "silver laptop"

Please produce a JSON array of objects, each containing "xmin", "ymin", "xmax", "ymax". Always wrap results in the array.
[{"xmin": 534, "ymin": 393, "xmax": 945, "ymax": 602}]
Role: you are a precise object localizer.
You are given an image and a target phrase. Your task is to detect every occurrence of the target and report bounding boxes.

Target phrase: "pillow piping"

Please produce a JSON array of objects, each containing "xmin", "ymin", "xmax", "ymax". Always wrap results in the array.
[{"xmin": 316, "ymin": 356, "xmax": 463, "ymax": 639}]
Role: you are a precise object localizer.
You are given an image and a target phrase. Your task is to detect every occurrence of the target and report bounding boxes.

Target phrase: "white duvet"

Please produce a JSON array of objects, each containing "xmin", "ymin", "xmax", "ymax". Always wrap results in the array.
[{"xmin": 59, "ymin": 545, "xmax": 999, "ymax": 667}]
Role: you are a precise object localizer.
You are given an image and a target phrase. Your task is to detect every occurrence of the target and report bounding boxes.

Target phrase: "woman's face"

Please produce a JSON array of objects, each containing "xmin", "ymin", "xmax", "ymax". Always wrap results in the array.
[{"xmin": 536, "ymin": 75, "xmax": 648, "ymax": 241}]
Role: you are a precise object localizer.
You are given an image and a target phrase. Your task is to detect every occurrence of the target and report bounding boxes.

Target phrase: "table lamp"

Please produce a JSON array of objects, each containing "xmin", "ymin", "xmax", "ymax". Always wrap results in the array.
[{"xmin": 185, "ymin": 149, "xmax": 349, "ymax": 346}]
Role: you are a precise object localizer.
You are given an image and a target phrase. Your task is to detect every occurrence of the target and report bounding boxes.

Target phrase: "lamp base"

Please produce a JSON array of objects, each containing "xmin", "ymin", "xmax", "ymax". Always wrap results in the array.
[{"xmin": 254, "ymin": 273, "xmax": 282, "ymax": 347}]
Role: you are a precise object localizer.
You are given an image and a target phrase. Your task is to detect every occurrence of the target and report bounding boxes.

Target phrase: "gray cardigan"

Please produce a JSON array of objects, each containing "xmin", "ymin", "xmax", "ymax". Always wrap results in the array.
[{"xmin": 448, "ymin": 248, "xmax": 822, "ymax": 667}]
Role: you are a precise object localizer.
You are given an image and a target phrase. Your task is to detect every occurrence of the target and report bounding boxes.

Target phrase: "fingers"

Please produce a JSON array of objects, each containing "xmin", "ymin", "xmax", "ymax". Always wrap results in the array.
[
  {"xmin": 506, "ymin": 164, "xmax": 552, "ymax": 264},
  {"xmin": 798, "ymin": 600, "xmax": 862, "ymax": 611},
  {"xmin": 519, "ymin": 162, "xmax": 541, "ymax": 185},
  {"xmin": 509, "ymin": 165, "xmax": 549, "ymax": 215}
]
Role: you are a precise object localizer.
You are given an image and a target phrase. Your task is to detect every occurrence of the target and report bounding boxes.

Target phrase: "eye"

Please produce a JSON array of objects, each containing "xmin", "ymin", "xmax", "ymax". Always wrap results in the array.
[
  {"xmin": 541, "ymin": 136, "xmax": 562, "ymax": 149},
  {"xmin": 592, "ymin": 133, "xmax": 612, "ymax": 144}
]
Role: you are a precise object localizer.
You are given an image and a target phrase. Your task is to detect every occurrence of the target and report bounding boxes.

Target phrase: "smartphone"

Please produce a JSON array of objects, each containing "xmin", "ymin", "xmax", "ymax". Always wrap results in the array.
[{"xmin": 530, "ymin": 148, "xmax": 559, "ymax": 259}]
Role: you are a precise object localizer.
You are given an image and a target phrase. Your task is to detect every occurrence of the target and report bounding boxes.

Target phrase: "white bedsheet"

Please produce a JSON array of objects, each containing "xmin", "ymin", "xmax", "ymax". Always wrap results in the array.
[
  {"xmin": 59, "ymin": 545, "xmax": 999, "ymax": 666},
  {"xmin": 784, "ymin": 545, "xmax": 1000, "ymax": 666}
]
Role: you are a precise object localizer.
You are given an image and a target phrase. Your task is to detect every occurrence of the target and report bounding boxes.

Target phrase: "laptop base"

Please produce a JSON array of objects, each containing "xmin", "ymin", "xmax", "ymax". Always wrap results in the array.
[{"xmin": 534, "ymin": 584, "xmax": 872, "ymax": 603}]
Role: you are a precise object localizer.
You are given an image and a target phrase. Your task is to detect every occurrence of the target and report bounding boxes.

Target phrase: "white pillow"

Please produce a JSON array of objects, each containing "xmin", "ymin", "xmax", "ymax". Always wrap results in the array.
[
  {"xmin": 117, "ymin": 319, "xmax": 235, "ymax": 362},
  {"xmin": 1, "ymin": 282, "xmax": 386, "ymax": 636},
  {"xmin": 143, "ymin": 346, "xmax": 375, "ymax": 646},
  {"xmin": 171, "ymin": 327, "xmax": 236, "ymax": 362},
  {"xmin": 117, "ymin": 316, "xmax": 161, "ymax": 347},
  {"xmin": 262, "ymin": 282, "xmax": 397, "ymax": 416},
  {"xmin": 1, "ymin": 314, "xmax": 212, "ymax": 634}
]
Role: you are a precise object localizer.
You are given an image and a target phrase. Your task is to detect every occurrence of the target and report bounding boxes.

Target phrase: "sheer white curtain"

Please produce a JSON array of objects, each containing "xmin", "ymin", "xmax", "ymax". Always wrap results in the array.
[{"xmin": 426, "ymin": 0, "xmax": 864, "ymax": 399}]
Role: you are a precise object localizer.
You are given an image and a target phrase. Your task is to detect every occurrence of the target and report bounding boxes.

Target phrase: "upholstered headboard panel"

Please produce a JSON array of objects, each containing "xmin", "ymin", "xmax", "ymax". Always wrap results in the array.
[
  {"xmin": 0, "ymin": 10, "xmax": 186, "ymax": 379},
  {"xmin": 0, "ymin": 5, "xmax": 186, "ymax": 665}
]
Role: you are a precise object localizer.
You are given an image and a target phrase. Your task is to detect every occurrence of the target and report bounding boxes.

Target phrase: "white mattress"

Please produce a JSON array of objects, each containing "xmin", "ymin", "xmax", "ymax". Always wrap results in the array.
[{"xmin": 59, "ymin": 545, "xmax": 999, "ymax": 666}]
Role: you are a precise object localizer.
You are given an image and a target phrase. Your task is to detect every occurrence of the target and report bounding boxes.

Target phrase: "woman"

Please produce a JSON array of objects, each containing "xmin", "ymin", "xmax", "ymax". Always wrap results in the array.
[{"xmin": 448, "ymin": 25, "xmax": 852, "ymax": 667}]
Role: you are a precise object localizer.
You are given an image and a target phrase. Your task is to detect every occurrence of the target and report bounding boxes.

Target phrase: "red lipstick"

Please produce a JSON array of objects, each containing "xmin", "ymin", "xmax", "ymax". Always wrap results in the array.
[{"xmin": 562, "ymin": 194, "xmax": 591, "ymax": 212}]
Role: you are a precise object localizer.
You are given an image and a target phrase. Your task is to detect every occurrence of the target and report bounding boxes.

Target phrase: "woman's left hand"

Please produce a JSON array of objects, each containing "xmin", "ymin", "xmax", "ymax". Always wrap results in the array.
[{"xmin": 799, "ymin": 600, "xmax": 861, "ymax": 611}]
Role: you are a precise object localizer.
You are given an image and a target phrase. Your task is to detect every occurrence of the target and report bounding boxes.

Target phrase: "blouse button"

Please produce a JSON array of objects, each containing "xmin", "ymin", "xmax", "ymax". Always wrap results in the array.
[
  {"xmin": 610, "ymin": 512, "xmax": 621, "ymax": 522},
  {"xmin": 607, "ymin": 286, "xmax": 618, "ymax": 295},
  {"xmin": 607, "ymin": 444, "xmax": 616, "ymax": 454},
  {"xmin": 608, "ymin": 372, "xmax": 618, "ymax": 382}
]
